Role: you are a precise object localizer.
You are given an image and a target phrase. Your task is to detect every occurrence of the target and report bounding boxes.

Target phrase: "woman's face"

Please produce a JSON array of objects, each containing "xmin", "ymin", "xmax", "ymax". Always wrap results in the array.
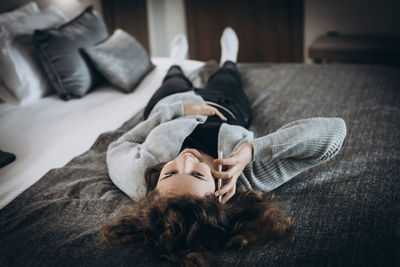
[{"xmin": 156, "ymin": 148, "xmax": 216, "ymax": 197}]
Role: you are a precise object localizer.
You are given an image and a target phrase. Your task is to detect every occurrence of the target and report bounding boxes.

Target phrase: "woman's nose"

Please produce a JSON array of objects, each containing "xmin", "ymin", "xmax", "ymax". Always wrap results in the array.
[{"xmin": 179, "ymin": 154, "xmax": 197, "ymax": 173}]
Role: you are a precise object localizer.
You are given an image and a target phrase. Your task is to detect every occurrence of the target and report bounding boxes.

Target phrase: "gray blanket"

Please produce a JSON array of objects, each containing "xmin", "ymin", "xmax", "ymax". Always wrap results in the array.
[{"xmin": 1, "ymin": 63, "xmax": 399, "ymax": 266}]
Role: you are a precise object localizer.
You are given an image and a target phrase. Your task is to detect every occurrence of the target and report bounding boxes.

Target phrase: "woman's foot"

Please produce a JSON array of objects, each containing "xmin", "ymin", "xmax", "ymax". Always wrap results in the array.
[
  {"xmin": 220, "ymin": 27, "xmax": 239, "ymax": 66},
  {"xmin": 170, "ymin": 34, "xmax": 188, "ymax": 66}
]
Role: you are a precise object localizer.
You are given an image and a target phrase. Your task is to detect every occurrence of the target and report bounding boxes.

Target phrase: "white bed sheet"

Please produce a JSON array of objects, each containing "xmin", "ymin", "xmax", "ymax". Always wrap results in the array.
[{"xmin": 0, "ymin": 57, "xmax": 204, "ymax": 209}]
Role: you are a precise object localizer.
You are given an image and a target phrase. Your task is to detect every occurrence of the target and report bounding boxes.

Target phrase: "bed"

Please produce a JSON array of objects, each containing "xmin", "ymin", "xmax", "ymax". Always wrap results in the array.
[
  {"xmin": 0, "ymin": 57, "xmax": 204, "ymax": 209},
  {"xmin": 1, "ymin": 59, "xmax": 399, "ymax": 266}
]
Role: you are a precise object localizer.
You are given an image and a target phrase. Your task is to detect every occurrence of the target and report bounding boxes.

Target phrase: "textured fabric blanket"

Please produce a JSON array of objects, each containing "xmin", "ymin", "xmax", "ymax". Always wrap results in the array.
[{"xmin": 1, "ymin": 63, "xmax": 399, "ymax": 266}]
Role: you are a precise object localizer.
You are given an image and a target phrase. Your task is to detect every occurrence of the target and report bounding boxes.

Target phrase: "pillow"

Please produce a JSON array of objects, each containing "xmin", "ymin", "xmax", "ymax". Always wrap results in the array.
[
  {"xmin": 0, "ymin": 80, "xmax": 7, "ymax": 103},
  {"xmin": 0, "ymin": 1, "xmax": 40, "ymax": 104},
  {"xmin": 83, "ymin": 29, "xmax": 155, "ymax": 93},
  {"xmin": 0, "ymin": 150, "xmax": 16, "ymax": 168},
  {"xmin": 0, "ymin": 5, "xmax": 67, "ymax": 105},
  {"xmin": 0, "ymin": 2, "xmax": 39, "ymax": 25},
  {"xmin": 34, "ymin": 6, "xmax": 109, "ymax": 100}
]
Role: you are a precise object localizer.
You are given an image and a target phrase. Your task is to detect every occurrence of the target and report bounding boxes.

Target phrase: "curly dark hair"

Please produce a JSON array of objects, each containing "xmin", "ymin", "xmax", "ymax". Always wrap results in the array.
[{"xmin": 101, "ymin": 162, "xmax": 293, "ymax": 266}]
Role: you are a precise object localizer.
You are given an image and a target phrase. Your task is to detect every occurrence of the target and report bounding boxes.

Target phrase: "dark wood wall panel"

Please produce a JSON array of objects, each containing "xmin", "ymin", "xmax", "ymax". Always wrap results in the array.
[
  {"xmin": 185, "ymin": 0, "xmax": 303, "ymax": 62},
  {"xmin": 101, "ymin": 0, "xmax": 150, "ymax": 51}
]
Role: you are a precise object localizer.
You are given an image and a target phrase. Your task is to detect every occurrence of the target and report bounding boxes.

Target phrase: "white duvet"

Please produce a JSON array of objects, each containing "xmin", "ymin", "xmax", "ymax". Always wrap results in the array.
[{"xmin": 0, "ymin": 58, "xmax": 204, "ymax": 209}]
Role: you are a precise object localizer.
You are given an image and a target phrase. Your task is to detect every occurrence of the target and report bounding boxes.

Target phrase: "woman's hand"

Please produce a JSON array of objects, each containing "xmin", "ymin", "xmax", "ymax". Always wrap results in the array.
[
  {"xmin": 211, "ymin": 143, "xmax": 253, "ymax": 203},
  {"xmin": 183, "ymin": 102, "xmax": 227, "ymax": 121}
]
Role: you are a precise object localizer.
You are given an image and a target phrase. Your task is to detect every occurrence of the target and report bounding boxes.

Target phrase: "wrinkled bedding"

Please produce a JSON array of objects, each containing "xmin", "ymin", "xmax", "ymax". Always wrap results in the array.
[{"xmin": 1, "ymin": 62, "xmax": 399, "ymax": 266}]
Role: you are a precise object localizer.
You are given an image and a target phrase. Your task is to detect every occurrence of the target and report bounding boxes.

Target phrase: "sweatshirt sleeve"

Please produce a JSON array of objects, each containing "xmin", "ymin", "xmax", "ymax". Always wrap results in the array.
[
  {"xmin": 112, "ymin": 101, "xmax": 184, "ymax": 145},
  {"xmin": 241, "ymin": 117, "xmax": 347, "ymax": 191},
  {"xmin": 106, "ymin": 101, "xmax": 184, "ymax": 200}
]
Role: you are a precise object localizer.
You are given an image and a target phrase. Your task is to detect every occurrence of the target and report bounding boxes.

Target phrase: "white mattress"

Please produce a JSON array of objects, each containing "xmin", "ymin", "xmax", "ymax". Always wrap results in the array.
[{"xmin": 0, "ymin": 57, "xmax": 204, "ymax": 209}]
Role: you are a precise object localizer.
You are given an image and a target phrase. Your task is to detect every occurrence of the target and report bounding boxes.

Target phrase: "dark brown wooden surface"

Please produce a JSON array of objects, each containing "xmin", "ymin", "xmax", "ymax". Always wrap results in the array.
[
  {"xmin": 184, "ymin": 0, "xmax": 303, "ymax": 63},
  {"xmin": 309, "ymin": 33, "xmax": 400, "ymax": 66},
  {"xmin": 101, "ymin": 0, "xmax": 150, "ymax": 51}
]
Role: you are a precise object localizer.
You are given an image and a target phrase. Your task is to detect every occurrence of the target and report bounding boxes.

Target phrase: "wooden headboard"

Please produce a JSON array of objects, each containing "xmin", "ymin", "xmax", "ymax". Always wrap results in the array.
[{"xmin": 184, "ymin": 0, "xmax": 304, "ymax": 63}]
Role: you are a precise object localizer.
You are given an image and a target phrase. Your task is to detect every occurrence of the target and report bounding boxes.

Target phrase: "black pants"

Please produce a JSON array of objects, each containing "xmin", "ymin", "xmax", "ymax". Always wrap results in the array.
[{"xmin": 143, "ymin": 61, "xmax": 252, "ymax": 128}]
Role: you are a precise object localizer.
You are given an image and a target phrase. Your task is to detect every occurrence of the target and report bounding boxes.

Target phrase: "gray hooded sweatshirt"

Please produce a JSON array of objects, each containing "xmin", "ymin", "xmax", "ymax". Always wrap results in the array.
[{"xmin": 107, "ymin": 92, "xmax": 347, "ymax": 200}]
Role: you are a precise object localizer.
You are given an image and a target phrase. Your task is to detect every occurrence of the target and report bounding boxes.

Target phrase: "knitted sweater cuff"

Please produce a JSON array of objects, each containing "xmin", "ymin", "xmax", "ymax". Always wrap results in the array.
[{"xmin": 251, "ymin": 136, "xmax": 273, "ymax": 162}]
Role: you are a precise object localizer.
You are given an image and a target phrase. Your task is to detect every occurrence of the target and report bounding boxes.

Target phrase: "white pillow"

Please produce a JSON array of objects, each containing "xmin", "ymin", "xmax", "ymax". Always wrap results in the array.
[
  {"xmin": 0, "ymin": 5, "xmax": 66, "ymax": 105},
  {"xmin": 0, "ymin": 2, "xmax": 39, "ymax": 104},
  {"xmin": 0, "ymin": 2, "xmax": 39, "ymax": 24}
]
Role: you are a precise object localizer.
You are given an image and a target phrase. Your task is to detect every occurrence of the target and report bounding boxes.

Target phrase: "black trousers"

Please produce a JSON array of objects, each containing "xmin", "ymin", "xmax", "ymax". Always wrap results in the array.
[{"xmin": 143, "ymin": 61, "xmax": 252, "ymax": 128}]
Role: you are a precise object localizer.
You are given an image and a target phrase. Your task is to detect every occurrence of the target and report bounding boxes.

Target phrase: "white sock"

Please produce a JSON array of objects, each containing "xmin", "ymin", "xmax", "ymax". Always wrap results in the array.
[
  {"xmin": 170, "ymin": 34, "xmax": 188, "ymax": 66},
  {"xmin": 220, "ymin": 27, "xmax": 239, "ymax": 66}
]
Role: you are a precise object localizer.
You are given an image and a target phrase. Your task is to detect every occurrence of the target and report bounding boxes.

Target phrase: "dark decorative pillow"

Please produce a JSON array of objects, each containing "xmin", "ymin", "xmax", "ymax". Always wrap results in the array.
[
  {"xmin": 83, "ymin": 29, "xmax": 155, "ymax": 93},
  {"xmin": 33, "ymin": 6, "xmax": 108, "ymax": 100},
  {"xmin": 0, "ymin": 150, "xmax": 16, "ymax": 168}
]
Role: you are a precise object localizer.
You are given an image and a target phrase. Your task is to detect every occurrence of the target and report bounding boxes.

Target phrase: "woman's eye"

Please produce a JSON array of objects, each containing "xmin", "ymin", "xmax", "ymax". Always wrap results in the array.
[{"xmin": 164, "ymin": 171, "xmax": 176, "ymax": 177}]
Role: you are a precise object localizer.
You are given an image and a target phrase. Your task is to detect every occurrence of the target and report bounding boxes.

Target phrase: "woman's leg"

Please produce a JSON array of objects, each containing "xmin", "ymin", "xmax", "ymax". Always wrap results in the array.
[
  {"xmin": 205, "ymin": 60, "xmax": 242, "ymax": 90},
  {"xmin": 144, "ymin": 34, "xmax": 191, "ymax": 119},
  {"xmin": 199, "ymin": 61, "xmax": 252, "ymax": 128},
  {"xmin": 199, "ymin": 28, "xmax": 251, "ymax": 128},
  {"xmin": 143, "ymin": 65, "xmax": 192, "ymax": 119}
]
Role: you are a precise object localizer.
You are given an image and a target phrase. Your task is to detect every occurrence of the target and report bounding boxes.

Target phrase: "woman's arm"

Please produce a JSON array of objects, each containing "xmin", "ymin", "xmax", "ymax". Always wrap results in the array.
[
  {"xmin": 106, "ymin": 101, "xmax": 184, "ymax": 200},
  {"xmin": 243, "ymin": 117, "xmax": 347, "ymax": 191},
  {"xmin": 183, "ymin": 102, "xmax": 227, "ymax": 121},
  {"xmin": 114, "ymin": 101, "xmax": 184, "ymax": 145},
  {"xmin": 213, "ymin": 117, "xmax": 346, "ymax": 201},
  {"xmin": 115, "ymin": 102, "xmax": 226, "ymax": 146}
]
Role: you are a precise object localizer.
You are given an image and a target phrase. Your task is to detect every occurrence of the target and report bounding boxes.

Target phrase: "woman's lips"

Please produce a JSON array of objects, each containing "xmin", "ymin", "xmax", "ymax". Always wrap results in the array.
[{"xmin": 179, "ymin": 148, "xmax": 202, "ymax": 160}]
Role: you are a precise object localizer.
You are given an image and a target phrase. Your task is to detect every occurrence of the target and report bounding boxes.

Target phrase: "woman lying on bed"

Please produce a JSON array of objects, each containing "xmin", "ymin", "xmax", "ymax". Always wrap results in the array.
[{"xmin": 102, "ymin": 28, "xmax": 347, "ymax": 266}]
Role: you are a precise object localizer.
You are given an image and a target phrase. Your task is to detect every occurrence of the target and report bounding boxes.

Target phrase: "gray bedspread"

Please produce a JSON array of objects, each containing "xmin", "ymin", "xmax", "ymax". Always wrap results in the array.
[{"xmin": 1, "ymin": 63, "xmax": 399, "ymax": 266}]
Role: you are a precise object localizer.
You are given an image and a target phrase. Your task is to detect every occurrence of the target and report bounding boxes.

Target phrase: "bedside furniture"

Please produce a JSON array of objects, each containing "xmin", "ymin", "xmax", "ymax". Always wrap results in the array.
[{"xmin": 309, "ymin": 32, "xmax": 400, "ymax": 66}]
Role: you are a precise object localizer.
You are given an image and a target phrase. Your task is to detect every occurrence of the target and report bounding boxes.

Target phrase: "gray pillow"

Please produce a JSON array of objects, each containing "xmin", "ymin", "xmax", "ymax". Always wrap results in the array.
[
  {"xmin": 83, "ymin": 29, "xmax": 154, "ymax": 93},
  {"xmin": 33, "ymin": 6, "xmax": 108, "ymax": 100}
]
